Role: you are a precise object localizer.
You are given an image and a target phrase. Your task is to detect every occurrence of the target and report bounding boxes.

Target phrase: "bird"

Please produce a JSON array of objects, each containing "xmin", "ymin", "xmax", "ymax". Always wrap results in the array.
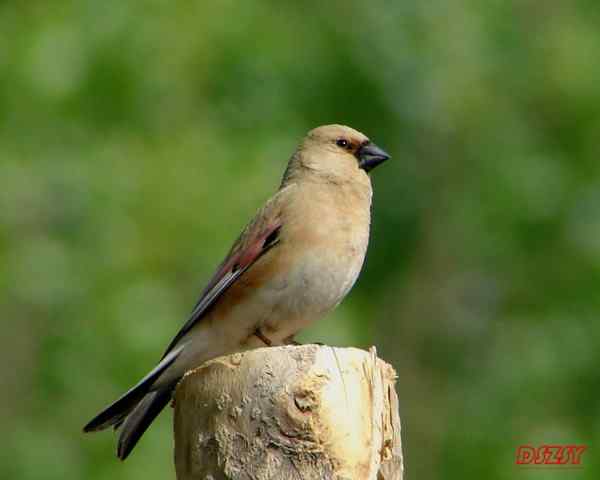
[{"xmin": 83, "ymin": 124, "xmax": 390, "ymax": 460}]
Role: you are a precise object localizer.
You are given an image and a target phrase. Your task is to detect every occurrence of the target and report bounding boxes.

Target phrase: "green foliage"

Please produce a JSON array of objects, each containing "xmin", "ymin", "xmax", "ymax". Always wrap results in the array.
[{"xmin": 1, "ymin": 1, "xmax": 599, "ymax": 478}]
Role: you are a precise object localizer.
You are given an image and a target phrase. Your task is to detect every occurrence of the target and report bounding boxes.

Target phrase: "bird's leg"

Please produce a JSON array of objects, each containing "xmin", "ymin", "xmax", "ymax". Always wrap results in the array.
[{"xmin": 254, "ymin": 328, "xmax": 273, "ymax": 346}]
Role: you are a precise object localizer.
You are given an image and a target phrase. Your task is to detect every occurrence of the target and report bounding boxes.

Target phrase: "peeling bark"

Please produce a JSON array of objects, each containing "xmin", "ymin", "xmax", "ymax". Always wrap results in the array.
[{"xmin": 174, "ymin": 345, "xmax": 403, "ymax": 480}]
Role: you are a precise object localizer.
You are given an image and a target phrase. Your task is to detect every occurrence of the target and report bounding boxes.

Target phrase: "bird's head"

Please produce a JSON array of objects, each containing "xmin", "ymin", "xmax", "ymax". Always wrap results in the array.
[{"xmin": 291, "ymin": 124, "xmax": 390, "ymax": 183}]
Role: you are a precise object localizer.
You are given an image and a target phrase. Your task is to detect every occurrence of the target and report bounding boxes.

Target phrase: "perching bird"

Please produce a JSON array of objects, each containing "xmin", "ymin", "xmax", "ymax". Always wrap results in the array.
[{"xmin": 83, "ymin": 124, "xmax": 390, "ymax": 460}]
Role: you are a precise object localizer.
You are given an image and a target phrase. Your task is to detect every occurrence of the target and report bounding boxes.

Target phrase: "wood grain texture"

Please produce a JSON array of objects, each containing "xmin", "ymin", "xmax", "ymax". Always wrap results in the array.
[{"xmin": 173, "ymin": 345, "xmax": 403, "ymax": 480}]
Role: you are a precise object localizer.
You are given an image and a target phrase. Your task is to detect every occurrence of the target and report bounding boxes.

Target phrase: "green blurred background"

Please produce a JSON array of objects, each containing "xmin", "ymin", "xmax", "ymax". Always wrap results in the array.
[{"xmin": 2, "ymin": 1, "xmax": 599, "ymax": 479}]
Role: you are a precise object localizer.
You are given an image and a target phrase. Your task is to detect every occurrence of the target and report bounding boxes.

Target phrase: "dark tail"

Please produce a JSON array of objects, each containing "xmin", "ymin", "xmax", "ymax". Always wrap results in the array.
[
  {"xmin": 83, "ymin": 381, "xmax": 148, "ymax": 433},
  {"xmin": 83, "ymin": 345, "xmax": 184, "ymax": 456},
  {"xmin": 116, "ymin": 385, "xmax": 175, "ymax": 460}
]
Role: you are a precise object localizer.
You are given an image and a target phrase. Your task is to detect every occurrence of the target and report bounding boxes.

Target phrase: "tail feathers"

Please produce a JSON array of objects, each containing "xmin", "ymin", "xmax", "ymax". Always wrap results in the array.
[
  {"xmin": 83, "ymin": 383, "xmax": 145, "ymax": 433},
  {"xmin": 83, "ymin": 345, "xmax": 184, "ymax": 433},
  {"xmin": 116, "ymin": 385, "xmax": 175, "ymax": 460}
]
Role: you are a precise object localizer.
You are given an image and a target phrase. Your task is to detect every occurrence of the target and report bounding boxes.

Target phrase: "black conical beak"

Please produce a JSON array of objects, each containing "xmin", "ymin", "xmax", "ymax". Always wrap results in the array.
[{"xmin": 358, "ymin": 142, "xmax": 390, "ymax": 172}]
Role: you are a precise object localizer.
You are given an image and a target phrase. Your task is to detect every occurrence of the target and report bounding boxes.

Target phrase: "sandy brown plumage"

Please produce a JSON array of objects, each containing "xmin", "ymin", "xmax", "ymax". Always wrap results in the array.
[{"xmin": 83, "ymin": 124, "xmax": 390, "ymax": 460}]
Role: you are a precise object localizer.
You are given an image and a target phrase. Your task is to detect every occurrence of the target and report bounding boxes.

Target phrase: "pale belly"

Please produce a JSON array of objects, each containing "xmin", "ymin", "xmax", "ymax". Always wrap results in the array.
[
  {"xmin": 255, "ymin": 249, "xmax": 366, "ymax": 341},
  {"xmin": 162, "ymin": 247, "xmax": 366, "ymax": 384}
]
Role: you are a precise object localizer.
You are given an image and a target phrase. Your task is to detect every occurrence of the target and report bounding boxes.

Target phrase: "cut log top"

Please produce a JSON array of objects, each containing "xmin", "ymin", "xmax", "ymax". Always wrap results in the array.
[{"xmin": 174, "ymin": 344, "xmax": 403, "ymax": 480}]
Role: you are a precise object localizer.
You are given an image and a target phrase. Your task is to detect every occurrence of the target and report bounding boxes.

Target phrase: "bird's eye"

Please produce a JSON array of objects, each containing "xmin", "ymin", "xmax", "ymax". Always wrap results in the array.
[{"xmin": 336, "ymin": 138, "xmax": 351, "ymax": 149}]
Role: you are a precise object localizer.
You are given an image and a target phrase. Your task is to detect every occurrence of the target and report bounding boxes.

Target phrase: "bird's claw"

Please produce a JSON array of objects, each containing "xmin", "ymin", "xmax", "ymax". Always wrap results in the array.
[{"xmin": 284, "ymin": 335, "xmax": 301, "ymax": 346}]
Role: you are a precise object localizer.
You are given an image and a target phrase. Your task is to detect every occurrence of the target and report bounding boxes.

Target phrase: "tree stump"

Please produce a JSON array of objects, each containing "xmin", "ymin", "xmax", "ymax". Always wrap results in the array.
[{"xmin": 173, "ymin": 344, "xmax": 403, "ymax": 480}]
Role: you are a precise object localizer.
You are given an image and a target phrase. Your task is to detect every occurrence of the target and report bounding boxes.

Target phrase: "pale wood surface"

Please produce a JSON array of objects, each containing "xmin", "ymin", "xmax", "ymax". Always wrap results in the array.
[{"xmin": 174, "ymin": 344, "xmax": 403, "ymax": 480}]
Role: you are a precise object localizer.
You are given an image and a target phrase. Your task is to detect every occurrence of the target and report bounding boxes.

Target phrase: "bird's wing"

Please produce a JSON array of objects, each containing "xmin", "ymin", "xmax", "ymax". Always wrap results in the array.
[{"xmin": 161, "ymin": 186, "xmax": 293, "ymax": 357}]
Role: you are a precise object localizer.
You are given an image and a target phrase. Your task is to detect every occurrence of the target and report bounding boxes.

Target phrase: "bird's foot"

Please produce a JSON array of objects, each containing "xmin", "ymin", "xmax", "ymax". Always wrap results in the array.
[
  {"xmin": 254, "ymin": 328, "xmax": 273, "ymax": 346},
  {"xmin": 283, "ymin": 336, "xmax": 325, "ymax": 347},
  {"xmin": 284, "ymin": 335, "xmax": 301, "ymax": 346}
]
